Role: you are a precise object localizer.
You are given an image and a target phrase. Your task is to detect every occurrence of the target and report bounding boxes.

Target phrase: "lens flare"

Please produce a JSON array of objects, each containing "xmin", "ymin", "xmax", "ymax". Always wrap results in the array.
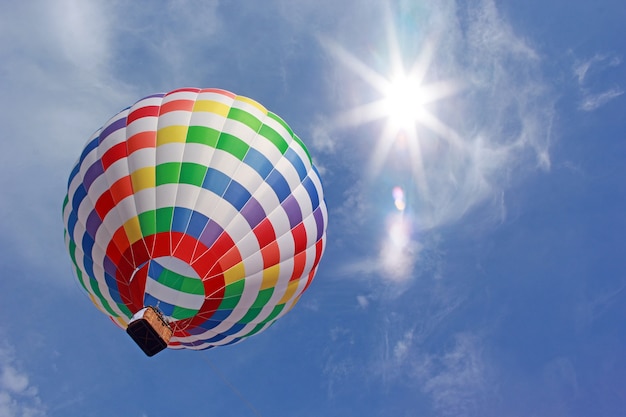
[
  {"xmin": 380, "ymin": 212, "xmax": 420, "ymax": 282},
  {"xmin": 392, "ymin": 186, "xmax": 406, "ymax": 211}
]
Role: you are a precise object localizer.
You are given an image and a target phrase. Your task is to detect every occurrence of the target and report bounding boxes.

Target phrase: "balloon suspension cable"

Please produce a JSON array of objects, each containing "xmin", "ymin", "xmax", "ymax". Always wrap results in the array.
[{"xmin": 199, "ymin": 355, "xmax": 264, "ymax": 417}]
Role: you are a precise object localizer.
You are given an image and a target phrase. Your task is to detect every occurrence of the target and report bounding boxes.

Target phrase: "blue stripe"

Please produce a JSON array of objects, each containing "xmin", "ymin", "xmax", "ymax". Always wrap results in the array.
[
  {"xmin": 202, "ymin": 168, "xmax": 230, "ymax": 196},
  {"xmin": 148, "ymin": 259, "xmax": 165, "ymax": 278},
  {"xmin": 266, "ymin": 169, "xmax": 291, "ymax": 202},
  {"xmin": 220, "ymin": 322, "xmax": 245, "ymax": 336},
  {"xmin": 284, "ymin": 148, "xmax": 307, "ymax": 181},
  {"xmin": 78, "ymin": 136, "xmax": 100, "ymax": 167},
  {"xmin": 81, "ymin": 232, "xmax": 95, "ymax": 260},
  {"xmin": 66, "ymin": 211, "xmax": 78, "ymax": 240},
  {"xmin": 243, "ymin": 147, "xmax": 274, "ymax": 179},
  {"xmin": 223, "ymin": 180, "xmax": 251, "ymax": 211},
  {"xmin": 302, "ymin": 176, "xmax": 320, "ymax": 211},
  {"xmin": 67, "ymin": 162, "xmax": 81, "ymax": 189},
  {"xmin": 187, "ymin": 211, "xmax": 209, "ymax": 239},
  {"xmin": 143, "ymin": 294, "xmax": 176, "ymax": 316},
  {"xmin": 71, "ymin": 184, "xmax": 87, "ymax": 213},
  {"xmin": 104, "ymin": 272, "xmax": 123, "ymax": 303},
  {"xmin": 172, "ymin": 207, "xmax": 193, "ymax": 233}
]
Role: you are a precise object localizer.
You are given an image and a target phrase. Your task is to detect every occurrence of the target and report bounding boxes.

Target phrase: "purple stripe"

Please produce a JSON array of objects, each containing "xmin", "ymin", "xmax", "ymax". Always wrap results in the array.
[
  {"xmin": 240, "ymin": 197, "xmax": 266, "ymax": 229},
  {"xmin": 103, "ymin": 256, "xmax": 117, "ymax": 278},
  {"xmin": 86, "ymin": 210, "xmax": 101, "ymax": 238},
  {"xmin": 313, "ymin": 206, "xmax": 324, "ymax": 241},
  {"xmin": 99, "ymin": 116, "xmax": 127, "ymax": 144},
  {"xmin": 199, "ymin": 220, "xmax": 223, "ymax": 248},
  {"xmin": 281, "ymin": 195, "xmax": 302, "ymax": 229},
  {"xmin": 140, "ymin": 93, "xmax": 166, "ymax": 100},
  {"xmin": 83, "ymin": 160, "xmax": 104, "ymax": 191}
]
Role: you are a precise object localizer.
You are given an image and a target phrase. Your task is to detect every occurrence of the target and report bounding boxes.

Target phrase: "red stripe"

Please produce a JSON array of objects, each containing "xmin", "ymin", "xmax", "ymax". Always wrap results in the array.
[
  {"xmin": 172, "ymin": 234, "xmax": 197, "ymax": 264},
  {"xmin": 199, "ymin": 88, "xmax": 236, "ymax": 98},
  {"xmin": 127, "ymin": 131, "xmax": 156, "ymax": 154},
  {"xmin": 109, "ymin": 176, "xmax": 133, "ymax": 204},
  {"xmin": 159, "ymin": 99, "xmax": 195, "ymax": 115},
  {"xmin": 253, "ymin": 218, "xmax": 276, "ymax": 249},
  {"xmin": 218, "ymin": 246, "xmax": 243, "ymax": 271},
  {"xmin": 94, "ymin": 190, "xmax": 115, "ymax": 219},
  {"xmin": 302, "ymin": 267, "xmax": 317, "ymax": 292},
  {"xmin": 94, "ymin": 176, "xmax": 134, "ymax": 221},
  {"xmin": 127, "ymin": 105, "xmax": 160, "ymax": 125},
  {"xmin": 167, "ymin": 87, "xmax": 201, "ymax": 95},
  {"xmin": 312, "ymin": 239, "xmax": 324, "ymax": 269},
  {"xmin": 291, "ymin": 223, "xmax": 307, "ymax": 254},
  {"xmin": 101, "ymin": 142, "xmax": 127, "ymax": 170},
  {"xmin": 290, "ymin": 251, "xmax": 307, "ymax": 282},
  {"xmin": 261, "ymin": 241, "xmax": 280, "ymax": 269}
]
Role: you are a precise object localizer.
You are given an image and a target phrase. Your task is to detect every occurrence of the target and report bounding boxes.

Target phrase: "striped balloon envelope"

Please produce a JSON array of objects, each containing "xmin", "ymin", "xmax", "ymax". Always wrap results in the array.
[{"xmin": 62, "ymin": 88, "xmax": 327, "ymax": 351}]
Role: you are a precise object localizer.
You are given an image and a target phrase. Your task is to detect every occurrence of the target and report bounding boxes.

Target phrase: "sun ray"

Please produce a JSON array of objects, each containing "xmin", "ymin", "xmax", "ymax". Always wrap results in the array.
[{"xmin": 323, "ymin": 7, "xmax": 465, "ymax": 205}]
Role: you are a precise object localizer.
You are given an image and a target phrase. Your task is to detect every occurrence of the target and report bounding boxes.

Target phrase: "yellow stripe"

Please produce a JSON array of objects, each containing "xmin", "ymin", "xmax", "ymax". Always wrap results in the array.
[
  {"xmin": 123, "ymin": 216, "xmax": 143, "ymax": 244},
  {"xmin": 193, "ymin": 100, "xmax": 230, "ymax": 117},
  {"xmin": 236, "ymin": 95, "xmax": 267, "ymax": 114},
  {"xmin": 130, "ymin": 166, "xmax": 155, "ymax": 192},
  {"xmin": 223, "ymin": 262, "xmax": 245, "ymax": 285},
  {"xmin": 261, "ymin": 264, "xmax": 280, "ymax": 290},
  {"xmin": 114, "ymin": 316, "xmax": 128, "ymax": 328},
  {"xmin": 285, "ymin": 293, "xmax": 303, "ymax": 313},
  {"xmin": 157, "ymin": 125, "xmax": 188, "ymax": 145},
  {"xmin": 278, "ymin": 279, "xmax": 301, "ymax": 304}
]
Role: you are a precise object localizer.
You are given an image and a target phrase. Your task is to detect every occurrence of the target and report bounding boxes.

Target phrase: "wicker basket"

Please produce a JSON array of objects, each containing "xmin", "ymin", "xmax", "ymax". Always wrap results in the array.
[{"xmin": 126, "ymin": 306, "xmax": 173, "ymax": 357}]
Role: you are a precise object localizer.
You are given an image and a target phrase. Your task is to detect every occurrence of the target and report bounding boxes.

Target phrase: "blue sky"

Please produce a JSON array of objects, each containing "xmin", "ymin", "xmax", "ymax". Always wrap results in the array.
[{"xmin": 1, "ymin": 0, "xmax": 625, "ymax": 416}]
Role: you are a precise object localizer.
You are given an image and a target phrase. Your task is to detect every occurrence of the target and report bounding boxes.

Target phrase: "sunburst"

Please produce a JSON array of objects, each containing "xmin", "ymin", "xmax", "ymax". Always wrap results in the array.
[{"xmin": 323, "ymin": 24, "xmax": 463, "ymax": 194}]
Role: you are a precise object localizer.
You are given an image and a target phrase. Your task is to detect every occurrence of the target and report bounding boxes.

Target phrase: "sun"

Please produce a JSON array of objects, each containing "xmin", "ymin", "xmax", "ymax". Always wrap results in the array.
[
  {"xmin": 382, "ymin": 74, "xmax": 426, "ymax": 132},
  {"xmin": 323, "ymin": 35, "xmax": 462, "ymax": 191}
]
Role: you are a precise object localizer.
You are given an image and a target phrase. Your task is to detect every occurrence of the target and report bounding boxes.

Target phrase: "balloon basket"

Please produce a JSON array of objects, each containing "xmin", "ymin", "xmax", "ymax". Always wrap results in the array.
[{"xmin": 126, "ymin": 306, "xmax": 173, "ymax": 357}]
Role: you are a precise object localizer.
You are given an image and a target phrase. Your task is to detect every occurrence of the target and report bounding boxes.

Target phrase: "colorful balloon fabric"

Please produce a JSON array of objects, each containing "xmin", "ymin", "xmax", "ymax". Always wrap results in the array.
[{"xmin": 63, "ymin": 88, "xmax": 327, "ymax": 350}]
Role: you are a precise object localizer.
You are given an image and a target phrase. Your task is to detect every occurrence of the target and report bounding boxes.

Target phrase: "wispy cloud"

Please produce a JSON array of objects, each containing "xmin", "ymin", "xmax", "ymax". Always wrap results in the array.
[
  {"xmin": 579, "ymin": 88, "xmax": 624, "ymax": 111},
  {"xmin": 316, "ymin": 0, "xmax": 556, "ymax": 286},
  {"xmin": 0, "ymin": 343, "xmax": 47, "ymax": 417},
  {"xmin": 574, "ymin": 53, "xmax": 623, "ymax": 111},
  {"xmin": 418, "ymin": 333, "xmax": 491, "ymax": 417}
]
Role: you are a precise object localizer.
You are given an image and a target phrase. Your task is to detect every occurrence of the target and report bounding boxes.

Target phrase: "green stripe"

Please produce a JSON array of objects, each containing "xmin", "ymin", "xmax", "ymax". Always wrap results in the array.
[
  {"xmin": 263, "ymin": 303, "xmax": 284, "ymax": 324},
  {"xmin": 156, "ymin": 268, "xmax": 204, "ymax": 295},
  {"xmin": 117, "ymin": 303, "xmax": 132, "ymax": 318},
  {"xmin": 172, "ymin": 305, "xmax": 199, "ymax": 320},
  {"xmin": 155, "ymin": 207, "xmax": 174, "ymax": 233},
  {"xmin": 228, "ymin": 108, "xmax": 262, "ymax": 132},
  {"xmin": 187, "ymin": 126, "xmax": 219, "ymax": 147},
  {"xmin": 292, "ymin": 134, "xmax": 312, "ymax": 165},
  {"xmin": 216, "ymin": 133, "xmax": 249, "ymax": 161},
  {"xmin": 138, "ymin": 210, "xmax": 156, "ymax": 236},
  {"xmin": 242, "ymin": 304, "xmax": 285, "ymax": 338},
  {"xmin": 156, "ymin": 162, "xmax": 180, "ymax": 186},
  {"xmin": 259, "ymin": 123, "xmax": 289, "ymax": 154},
  {"xmin": 179, "ymin": 162, "xmax": 207, "ymax": 187},
  {"xmin": 89, "ymin": 277, "xmax": 118, "ymax": 317},
  {"xmin": 267, "ymin": 112, "xmax": 294, "ymax": 138},
  {"xmin": 218, "ymin": 280, "xmax": 245, "ymax": 310},
  {"xmin": 72, "ymin": 264, "xmax": 88, "ymax": 292},
  {"xmin": 239, "ymin": 288, "xmax": 274, "ymax": 323}
]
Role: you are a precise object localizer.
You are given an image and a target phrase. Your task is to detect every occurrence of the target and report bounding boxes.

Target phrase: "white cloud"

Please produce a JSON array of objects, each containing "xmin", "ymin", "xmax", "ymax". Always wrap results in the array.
[
  {"xmin": 574, "ymin": 53, "xmax": 623, "ymax": 111},
  {"xmin": 579, "ymin": 87, "xmax": 624, "ymax": 111},
  {"xmin": 319, "ymin": 0, "xmax": 556, "ymax": 289},
  {"xmin": 0, "ymin": 344, "xmax": 46, "ymax": 417},
  {"xmin": 417, "ymin": 333, "xmax": 491, "ymax": 417},
  {"xmin": 356, "ymin": 295, "xmax": 369, "ymax": 309}
]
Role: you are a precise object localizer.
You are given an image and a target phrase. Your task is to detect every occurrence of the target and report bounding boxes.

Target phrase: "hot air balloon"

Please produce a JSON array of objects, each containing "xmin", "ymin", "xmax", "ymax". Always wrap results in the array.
[{"xmin": 62, "ymin": 88, "xmax": 327, "ymax": 356}]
